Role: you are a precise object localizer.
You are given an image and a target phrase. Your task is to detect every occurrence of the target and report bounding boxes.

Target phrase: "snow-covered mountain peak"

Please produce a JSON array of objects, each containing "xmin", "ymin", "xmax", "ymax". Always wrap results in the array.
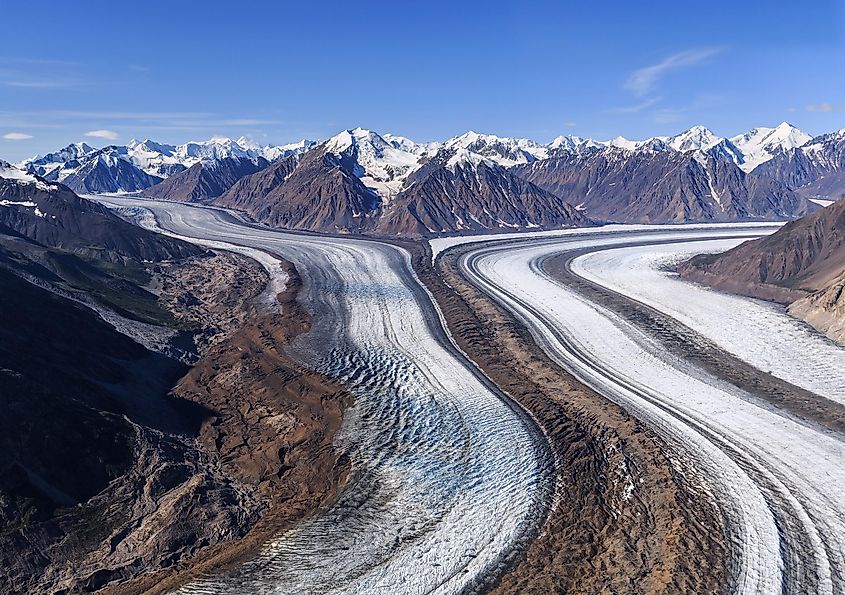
[
  {"xmin": 175, "ymin": 136, "xmax": 255, "ymax": 163},
  {"xmin": 606, "ymin": 136, "xmax": 643, "ymax": 151},
  {"xmin": 668, "ymin": 126, "xmax": 723, "ymax": 152},
  {"xmin": 444, "ymin": 147, "xmax": 497, "ymax": 171},
  {"xmin": 443, "ymin": 131, "xmax": 548, "ymax": 166},
  {"xmin": 1, "ymin": 160, "xmax": 56, "ymax": 192},
  {"xmin": 548, "ymin": 135, "xmax": 586, "ymax": 151},
  {"xmin": 324, "ymin": 128, "xmax": 385, "ymax": 154},
  {"xmin": 323, "ymin": 128, "xmax": 424, "ymax": 200},
  {"xmin": 234, "ymin": 135, "xmax": 260, "ymax": 149},
  {"xmin": 729, "ymin": 122, "xmax": 812, "ymax": 171},
  {"xmin": 638, "ymin": 137, "xmax": 673, "ymax": 152},
  {"xmin": 383, "ymin": 133, "xmax": 440, "ymax": 157},
  {"xmin": 260, "ymin": 139, "xmax": 316, "ymax": 161},
  {"xmin": 20, "ymin": 142, "xmax": 95, "ymax": 168}
]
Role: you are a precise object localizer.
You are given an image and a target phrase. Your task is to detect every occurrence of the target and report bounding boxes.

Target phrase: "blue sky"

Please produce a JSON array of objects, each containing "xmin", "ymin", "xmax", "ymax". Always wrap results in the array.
[{"xmin": 1, "ymin": 0, "xmax": 844, "ymax": 161}]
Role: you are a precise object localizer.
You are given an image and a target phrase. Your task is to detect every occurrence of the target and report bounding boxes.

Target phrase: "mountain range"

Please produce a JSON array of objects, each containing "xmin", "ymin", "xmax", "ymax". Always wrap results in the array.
[{"xmin": 13, "ymin": 122, "xmax": 845, "ymax": 236}]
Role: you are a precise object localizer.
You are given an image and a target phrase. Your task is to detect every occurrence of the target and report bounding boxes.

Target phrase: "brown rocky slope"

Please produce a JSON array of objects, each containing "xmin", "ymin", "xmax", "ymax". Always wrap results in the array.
[
  {"xmin": 679, "ymin": 198, "xmax": 845, "ymax": 343},
  {"xmin": 514, "ymin": 147, "xmax": 810, "ymax": 224},
  {"xmin": 0, "ymin": 172, "xmax": 354, "ymax": 592},
  {"xmin": 0, "ymin": 246, "xmax": 353, "ymax": 594},
  {"xmin": 398, "ymin": 239, "xmax": 728, "ymax": 594}
]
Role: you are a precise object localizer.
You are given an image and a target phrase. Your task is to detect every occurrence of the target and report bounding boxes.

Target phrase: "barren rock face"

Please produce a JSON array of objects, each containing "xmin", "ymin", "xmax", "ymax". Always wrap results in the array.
[
  {"xmin": 679, "ymin": 198, "xmax": 845, "ymax": 344},
  {"xmin": 789, "ymin": 272, "xmax": 845, "ymax": 344},
  {"xmin": 0, "ymin": 243, "xmax": 352, "ymax": 593},
  {"xmin": 514, "ymin": 148, "xmax": 808, "ymax": 224},
  {"xmin": 214, "ymin": 149, "xmax": 380, "ymax": 233},
  {"xmin": 141, "ymin": 156, "xmax": 269, "ymax": 203}
]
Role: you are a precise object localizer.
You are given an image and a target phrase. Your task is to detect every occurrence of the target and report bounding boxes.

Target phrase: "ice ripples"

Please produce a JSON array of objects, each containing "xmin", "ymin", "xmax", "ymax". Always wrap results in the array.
[{"xmin": 128, "ymin": 202, "xmax": 556, "ymax": 594}]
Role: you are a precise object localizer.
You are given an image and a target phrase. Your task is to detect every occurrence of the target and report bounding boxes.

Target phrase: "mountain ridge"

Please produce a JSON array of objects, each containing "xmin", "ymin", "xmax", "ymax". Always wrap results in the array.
[{"xmin": 9, "ymin": 122, "xmax": 845, "ymax": 236}]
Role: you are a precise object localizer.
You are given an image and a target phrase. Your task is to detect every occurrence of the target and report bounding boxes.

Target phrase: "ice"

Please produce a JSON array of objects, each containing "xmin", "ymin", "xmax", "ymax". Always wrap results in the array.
[
  {"xmin": 461, "ymin": 229, "xmax": 845, "ymax": 594},
  {"xmin": 93, "ymin": 196, "xmax": 553, "ymax": 595},
  {"xmin": 571, "ymin": 239, "xmax": 845, "ymax": 404},
  {"xmin": 428, "ymin": 221, "xmax": 784, "ymax": 260}
]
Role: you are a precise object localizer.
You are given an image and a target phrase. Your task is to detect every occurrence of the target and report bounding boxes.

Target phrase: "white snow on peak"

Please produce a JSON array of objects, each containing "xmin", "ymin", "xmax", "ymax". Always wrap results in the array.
[
  {"xmin": 547, "ymin": 135, "xmax": 609, "ymax": 154},
  {"xmin": 594, "ymin": 136, "xmax": 672, "ymax": 153},
  {"xmin": 260, "ymin": 139, "xmax": 315, "ymax": 161},
  {"xmin": 383, "ymin": 133, "xmax": 441, "ymax": 157},
  {"xmin": 443, "ymin": 131, "xmax": 549, "ymax": 166},
  {"xmin": 667, "ymin": 126, "xmax": 723, "ymax": 152},
  {"xmin": 176, "ymin": 136, "xmax": 256, "ymax": 164},
  {"xmin": 0, "ymin": 160, "xmax": 56, "ymax": 192},
  {"xmin": 124, "ymin": 139, "xmax": 182, "ymax": 176},
  {"xmin": 577, "ymin": 138, "xmax": 607, "ymax": 151},
  {"xmin": 16, "ymin": 135, "xmax": 314, "ymax": 186},
  {"xmin": 548, "ymin": 135, "xmax": 587, "ymax": 151},
  {"xmin": 445, "ymin": 147, "xmax": 498, "ymax": 171},
  {"xmin": 1, "ymin": 161, "xmax": 39, "ymax": 184},
  {"xmin": 730, "ymin": 122, "xmax": 812, "ymax": 172},
  {"xmin": 18, "ymin": 142, "xmax": 96, "ymax": 178},
  {"xmin": 606, "ymin": 136, "xmax": 644, "ymax": 151},
  {"xmin": 323, "ymin": 128, "xmax": 425, "ymax": 200}
]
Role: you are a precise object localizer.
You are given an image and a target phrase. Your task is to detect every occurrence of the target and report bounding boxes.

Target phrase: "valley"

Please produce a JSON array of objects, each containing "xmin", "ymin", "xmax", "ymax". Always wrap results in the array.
[
  {"xmin": 2, "ymin": 123, "xmax": 844, "ymax": 594},
  {"xmin": 5, "ymin": 3, "xmax": 845, "ymax": 592}
]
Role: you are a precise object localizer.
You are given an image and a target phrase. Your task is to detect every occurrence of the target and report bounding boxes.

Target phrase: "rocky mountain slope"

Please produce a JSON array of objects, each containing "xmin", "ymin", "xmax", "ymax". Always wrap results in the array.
[
  {"xmin": 375, "ymin": 148, "xmax": 590, "ymax": 235},
  {"xmin": 215, "ymin": 147, "xmax": 380, "ymax": 232},
  {"xmin": 15, "ymin": 122, "xmax": 845, "ymax": 235},
  {"xmin": 214, "ymin": 130, "xmax": 590, "ymax": 236},
  {"xmin": 679, "ymin": 198, "xmax": 845, "ymax": 343},
  {"xmin": 513, "ymin": 146, "xmax": 808, "ymax": 224},
  {"xmin": 0, "ymin": 162, "xmax": 352, "ymax": 592},
  {"xmin": 0, "ymin": 161, "xmax": 198, "ymax": 262},
  {"xmin": 753, "ymin": 129, "xmax": 845, "ymax": 203},
  {"xmin": 140, "ymin": 156, "xmax": 270, "ymax": 202}
]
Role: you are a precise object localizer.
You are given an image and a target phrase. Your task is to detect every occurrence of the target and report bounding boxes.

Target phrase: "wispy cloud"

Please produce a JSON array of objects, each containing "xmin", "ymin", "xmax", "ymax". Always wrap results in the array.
[
  {"xmin": 5, "ymin": 80, "xmax": 75, "ymax": 89},
  {"xmin": 562, "ymin": 121, "xmax": 576, "ymax": 127},
  {"xmin": 0, "ymin": 57, "xmax": 82, "ymax": 67},
  {"xmin": 0, "ymin": 110, "xmax": 284, "ymax": 134},
  {"xmin": 625, "ymin": 47, "xmax": 724, "ymax": 97},
  {"xmin": 805, "ymin": 103, "xmax": 845, "ymax": 112},
  {"xmin": 2, "ymin": 132, "xmax": 33, "ymax": 140},
  {"xmin": 612, "ymin": 96, "xmax": 663, "ymax": 114},
  {"xmin": 41, "ymin": 110, "xmax": 216, "ymax": 120},
  {"xmin": 85, "ymin": 129, "xmax": 119, "ymax": 140}
]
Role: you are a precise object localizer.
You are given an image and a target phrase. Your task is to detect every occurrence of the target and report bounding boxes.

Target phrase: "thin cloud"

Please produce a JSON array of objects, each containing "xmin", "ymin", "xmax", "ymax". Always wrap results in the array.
[
  {"xmin": 2, "ymin": 111, "xmax": 280, "ymax": 128},
  {"xmin": 612, "ymin": 96, "xmax": 663, "ymax": 113},
  {"xmin": 562, "ymin": 121, "xmax": 576, "ymax": 127},
  {"xmin": 0, "ymin": 57, "xmax": 81, "ymax": 66},
  {"xmin": 5, "ymin": 80, "xmax": 73, "ymax": 89},
  {"xmin": 85, "ymin": 129, "xmax": 120, "ymax": 140},
  {"xmin": 49, "ymin": 110, "xmax": 215, "ymax": 120},
  {"xmin": 2, "ymin": 132, "xmax": 33, "ymax": 140},
  {"xmin": 805, "ymin": 103, "xmax": 845, "ymax": 112},
  {"xmin": 625, "ymin": 48, "xmax": 724, "ymax": 96}
]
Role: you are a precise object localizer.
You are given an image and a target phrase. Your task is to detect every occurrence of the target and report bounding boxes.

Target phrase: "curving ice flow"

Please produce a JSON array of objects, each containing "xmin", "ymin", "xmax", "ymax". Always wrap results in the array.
[
  {"xmin": 454, "ymin": 228, "xmax": 845, "ymax": 595},
  {"xmin": 570, "ymin": 240, "xmax": 845, "ymax": 404},
  {"xmin": 94, "ymin": 197, "xmax": 553, "ymax": 594}
]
